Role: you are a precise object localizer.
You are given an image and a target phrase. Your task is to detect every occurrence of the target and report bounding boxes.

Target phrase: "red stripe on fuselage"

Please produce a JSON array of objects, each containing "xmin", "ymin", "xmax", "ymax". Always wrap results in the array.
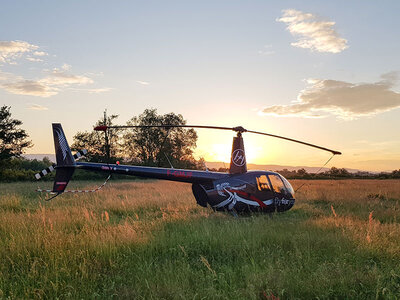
[{"xmin": 229, "ymin": 189, "xmax": 267, "ymax": 208}]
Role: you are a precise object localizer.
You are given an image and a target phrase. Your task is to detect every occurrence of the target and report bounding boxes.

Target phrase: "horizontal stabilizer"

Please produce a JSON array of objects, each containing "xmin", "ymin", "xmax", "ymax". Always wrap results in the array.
[
  {"xmin": 34, "ymin": 149, "xmax": 87, "ymax": 180},
  {"xmin": 52, "ymin": 167, "xmax": 75, "ymax": 193}
]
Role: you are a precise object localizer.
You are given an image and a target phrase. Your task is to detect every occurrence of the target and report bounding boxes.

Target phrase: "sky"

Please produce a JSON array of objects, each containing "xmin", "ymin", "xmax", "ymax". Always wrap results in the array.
[{"xmin": 1, "ymin": 1, "xmax": 400, "ymax": 171}]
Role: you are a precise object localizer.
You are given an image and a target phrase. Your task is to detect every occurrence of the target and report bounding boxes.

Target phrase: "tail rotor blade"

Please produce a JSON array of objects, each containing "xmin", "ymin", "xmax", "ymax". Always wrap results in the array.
[
  {"xmin": 35, "ymin": 164, "xmax": 56, "ymax": 180},
  {"xmin": 34, "ymin": 149, "xmax": 88, "ymax": 180}
]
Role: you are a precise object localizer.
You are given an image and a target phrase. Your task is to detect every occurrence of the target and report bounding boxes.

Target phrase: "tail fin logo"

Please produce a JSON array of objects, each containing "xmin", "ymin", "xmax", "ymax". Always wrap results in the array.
[
  {"xmin": 232, "ymin": 149, "xmax": 246, "ymax": 167},
  {"xmin": 55, "ymin": 127, "xmax": 69, "ymax": 161}
]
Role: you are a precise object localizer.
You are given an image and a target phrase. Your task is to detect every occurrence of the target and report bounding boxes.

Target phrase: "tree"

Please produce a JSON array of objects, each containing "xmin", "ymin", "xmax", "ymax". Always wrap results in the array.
[
  {"xmin": 71, "ymin": 108, "xmax": 203, "ymax": 169},
  {"xmin": 71, "ymin": 110, "xmax": 122, "ymax": 162},
  {"xmin": 296, "ymin": 168, "xmax": 307, "ymax": 176},
  {"xmin": 0, "ymin": 105, "xmax": 32, "ymax": 162},
  {"xmin": 123, "ymin": 109, "xmax": 200, "ymax": 169},
  {"xmin": 391, "ymin": 169, "xmax": 400, "ymax": 178},
  {"xmin": 325, "ymin": 167, "xmax": 351, "ymax": 178}
]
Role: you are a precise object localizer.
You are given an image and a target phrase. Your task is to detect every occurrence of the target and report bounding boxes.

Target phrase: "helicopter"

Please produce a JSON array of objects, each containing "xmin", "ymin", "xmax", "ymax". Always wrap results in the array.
[{"xmin": 35, "ymin": 123, "xmax": 341, "ymax": 213}]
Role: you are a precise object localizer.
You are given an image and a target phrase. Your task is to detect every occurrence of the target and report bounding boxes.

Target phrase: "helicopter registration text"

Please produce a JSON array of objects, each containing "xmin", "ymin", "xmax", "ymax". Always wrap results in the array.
[{"xmin": 167, "ymin": 170, "xmax": 193, "ymax": 178}]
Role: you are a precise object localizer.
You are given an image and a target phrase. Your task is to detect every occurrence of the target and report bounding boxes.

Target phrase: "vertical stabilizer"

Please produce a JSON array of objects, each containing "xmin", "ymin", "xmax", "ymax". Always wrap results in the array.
[
  {"xmin": 229, "ymin": 133, "xmax": 247, "ymax": 174},
  {"xmin": 53, "ymin": 123, "xmax": 75, "ymax": 167},
  {"xmin": 52, "ymin": 123, "xmax": 75, "ymax": 193}
]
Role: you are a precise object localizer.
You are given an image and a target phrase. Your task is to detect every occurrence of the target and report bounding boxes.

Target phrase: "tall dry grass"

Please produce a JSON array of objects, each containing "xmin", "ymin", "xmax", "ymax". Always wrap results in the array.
[
  {"xmin": 0, "ymin": 181, "xmax": 211, "ymax": 258},
  {"xmin": 292, "ymin": 179, "xmax": 400, "ymax": 257},
  {"xmin": 0, "ymin": 179, "xmax": 399, "ymax": 298},
  {"xmin": 0, "ymin": 180, "xmax": 212, "ymax": 298}
]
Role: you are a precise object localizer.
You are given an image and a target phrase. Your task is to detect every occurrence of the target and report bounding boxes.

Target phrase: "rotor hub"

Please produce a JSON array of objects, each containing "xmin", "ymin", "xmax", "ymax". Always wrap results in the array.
[{"xmin": 232, "ymin": 126, "xmax": 247, "ymax": 133}]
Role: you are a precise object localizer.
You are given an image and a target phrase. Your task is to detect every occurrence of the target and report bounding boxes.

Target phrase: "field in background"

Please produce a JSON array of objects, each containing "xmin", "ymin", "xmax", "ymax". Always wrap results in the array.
[{"xmin": 1, "ymin": 179, "xmax": 400, "ymax": 299}]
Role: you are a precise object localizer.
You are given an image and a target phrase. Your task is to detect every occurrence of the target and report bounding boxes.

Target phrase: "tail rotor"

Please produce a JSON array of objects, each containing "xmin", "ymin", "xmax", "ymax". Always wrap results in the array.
[{"xmin": 35, "ymin": 124, "xmax": 110, "ymax": 200}]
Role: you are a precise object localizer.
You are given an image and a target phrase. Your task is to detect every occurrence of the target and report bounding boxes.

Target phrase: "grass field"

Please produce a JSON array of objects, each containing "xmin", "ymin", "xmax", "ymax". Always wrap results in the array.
[{"xmin": 1, "ymin": 179, "xmax": 400, "ymax": 299}]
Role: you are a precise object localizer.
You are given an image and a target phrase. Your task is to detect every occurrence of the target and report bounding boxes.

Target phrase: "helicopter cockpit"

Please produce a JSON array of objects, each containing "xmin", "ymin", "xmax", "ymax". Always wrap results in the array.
[{"xmin": 256, "ymin": 173, "xmax": 295, "ymax": 200}]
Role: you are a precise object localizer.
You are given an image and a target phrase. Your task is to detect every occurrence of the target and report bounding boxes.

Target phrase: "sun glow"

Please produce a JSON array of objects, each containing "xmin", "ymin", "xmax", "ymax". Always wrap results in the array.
[
  {"xmin": 194, "ymin": 134, "xmax": 266, "ymax": 164},
  {"xmin": 207, "ymin": 143, "xmax": 231, "ymax": 162}
]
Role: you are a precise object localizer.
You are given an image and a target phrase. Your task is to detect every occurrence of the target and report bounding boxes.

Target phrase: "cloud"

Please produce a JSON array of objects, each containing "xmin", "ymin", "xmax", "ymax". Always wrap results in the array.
[
  {"xmin": 0, "ymin": 40, "xmax": 107, "ymax": 97},
  {"xmin": 85, "ymin": 87, "xmax": 112, "ymax": 93},
  {"xmin": 136, "ymin": 80, "xmax": 149, "ymax": 85},
  {"xmin": 2, "ymin": 80, "xmax": 57, "ymax": 97},
  {"xmin": 0, "ymin": 66, "xmax": 94, "ymax": 97},
  {"xmin": 258, "ymin": 45, "xmax": 275, "ymax": 56},
  {"xmin": 28, "ymin": 104, "xmax": 49, "ymax": 111},
  {"xmin": 71, "ymin": 87, "xmax": 113, "ymax": 94},
  {"xmin": 33, "ymin": 51, "xmax": 47, "ymax": 56},
  {"xmin": 277, "ymin": 9, "xmax": 348, "ymax": 53},
  {"xmin": 26, "ymin": 57, "xmax": 43, "ymax": 62},
  {"xmin": 261, "ymin": 72, "xmax": 400, "ymax": 119},
  {"xmin": 61, "ymin": 63, "xmax": 71, "ymax": 70},
  {"xmin": 0, "ymin": 40, "xmax": 39, "ymax": 63},
  {"xmin": 40, "ymin": 68, "xmax": 93, "ymax": 86},
  {"xmin": 0, "ymin": 70, "xmax": 19, "ymax": 81}
]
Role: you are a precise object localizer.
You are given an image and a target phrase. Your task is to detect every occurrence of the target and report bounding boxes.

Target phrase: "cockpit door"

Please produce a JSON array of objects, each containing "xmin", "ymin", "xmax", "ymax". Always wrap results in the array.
[
  {"xmin": 268, "ymin": 174, "xmax": 294, "ymax": 212},
  {"xmin": 255, "ymin": 175, "xmax": 275, "ymax": 198}
]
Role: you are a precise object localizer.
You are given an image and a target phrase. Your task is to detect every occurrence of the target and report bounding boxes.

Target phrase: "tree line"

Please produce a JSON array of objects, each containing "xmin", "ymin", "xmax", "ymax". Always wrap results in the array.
[
  {"xmin": 0, "ymin": 106, "xmax": 205, "ymax": 181},
  {"xmin": 208, "ymin": 166, "xmax": 400, "ymax": 179},
  {"xmin": 275, "ymin": 167, "xmax": 400, "ymax": 179},
  {"xmin": 1, "ymin": 105, "xmax": 399, "ymax": 181}
]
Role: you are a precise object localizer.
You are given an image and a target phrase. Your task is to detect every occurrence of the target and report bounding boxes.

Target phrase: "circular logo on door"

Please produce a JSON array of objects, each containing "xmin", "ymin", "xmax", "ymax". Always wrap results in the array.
[{"xmin": 232, "ymin": 149, "xmax": 246, "ymax": 166}]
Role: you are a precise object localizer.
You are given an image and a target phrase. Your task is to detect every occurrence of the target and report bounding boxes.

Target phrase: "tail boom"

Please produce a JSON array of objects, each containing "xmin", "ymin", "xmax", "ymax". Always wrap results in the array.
[{"xmin": 76, "ymin": 162, "xmax": 227, "ymax": 184}]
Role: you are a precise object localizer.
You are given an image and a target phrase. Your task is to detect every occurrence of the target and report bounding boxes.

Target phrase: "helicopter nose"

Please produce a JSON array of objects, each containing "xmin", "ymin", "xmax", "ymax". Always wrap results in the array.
[{"xmin": 276, "ymin": 197, "xmax": 295, "ymax": 212}]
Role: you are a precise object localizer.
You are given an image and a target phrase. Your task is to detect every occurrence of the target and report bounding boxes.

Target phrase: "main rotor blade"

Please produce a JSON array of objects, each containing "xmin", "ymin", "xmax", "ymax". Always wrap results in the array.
[
  {"xmin": 246, "ymin": 130, "xmax": 341, "ymax": 155},
  {"xmin": 94, "ymin": 124, "xmax": 341, "ymax": 155},
  {"xmin": 94, "ymin": 124, "xmax": 236, "ymax": 131}
]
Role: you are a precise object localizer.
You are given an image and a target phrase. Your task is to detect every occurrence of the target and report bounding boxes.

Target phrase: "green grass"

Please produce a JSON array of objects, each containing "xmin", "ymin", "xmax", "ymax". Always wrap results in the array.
[{"xmin": 0, "ymin": 180, "xmax": 400, "ymax": 299}]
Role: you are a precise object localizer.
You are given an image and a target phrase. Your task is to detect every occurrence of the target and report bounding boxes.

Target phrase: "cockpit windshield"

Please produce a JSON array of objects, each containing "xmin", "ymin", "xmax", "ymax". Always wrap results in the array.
[
  {"xmin": 255, "ymin": 173, "xmax": 295, "ymax": 199},
  {"xmin": 279, "ymin": 175, "xmax": 295, "ymax": 198},
  {"xmin": 268, "ymin": 174, "xmax": 294, "ymax": 198}
]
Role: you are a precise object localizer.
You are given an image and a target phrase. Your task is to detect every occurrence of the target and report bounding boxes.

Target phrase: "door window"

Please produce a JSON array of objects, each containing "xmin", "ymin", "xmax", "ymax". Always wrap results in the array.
[
  {"xmin": 268, "ymin": 174, "xmax": 287, "ymax": 195},
  {"xmin": 256, "ymin": 175, "xmax": 272, "ymax": 191}
]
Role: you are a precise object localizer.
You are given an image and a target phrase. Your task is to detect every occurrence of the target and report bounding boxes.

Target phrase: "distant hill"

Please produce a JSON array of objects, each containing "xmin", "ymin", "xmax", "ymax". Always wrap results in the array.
[{"xmin": 205, "ymin": 161, "xmax": 364, "ymax": 174}]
